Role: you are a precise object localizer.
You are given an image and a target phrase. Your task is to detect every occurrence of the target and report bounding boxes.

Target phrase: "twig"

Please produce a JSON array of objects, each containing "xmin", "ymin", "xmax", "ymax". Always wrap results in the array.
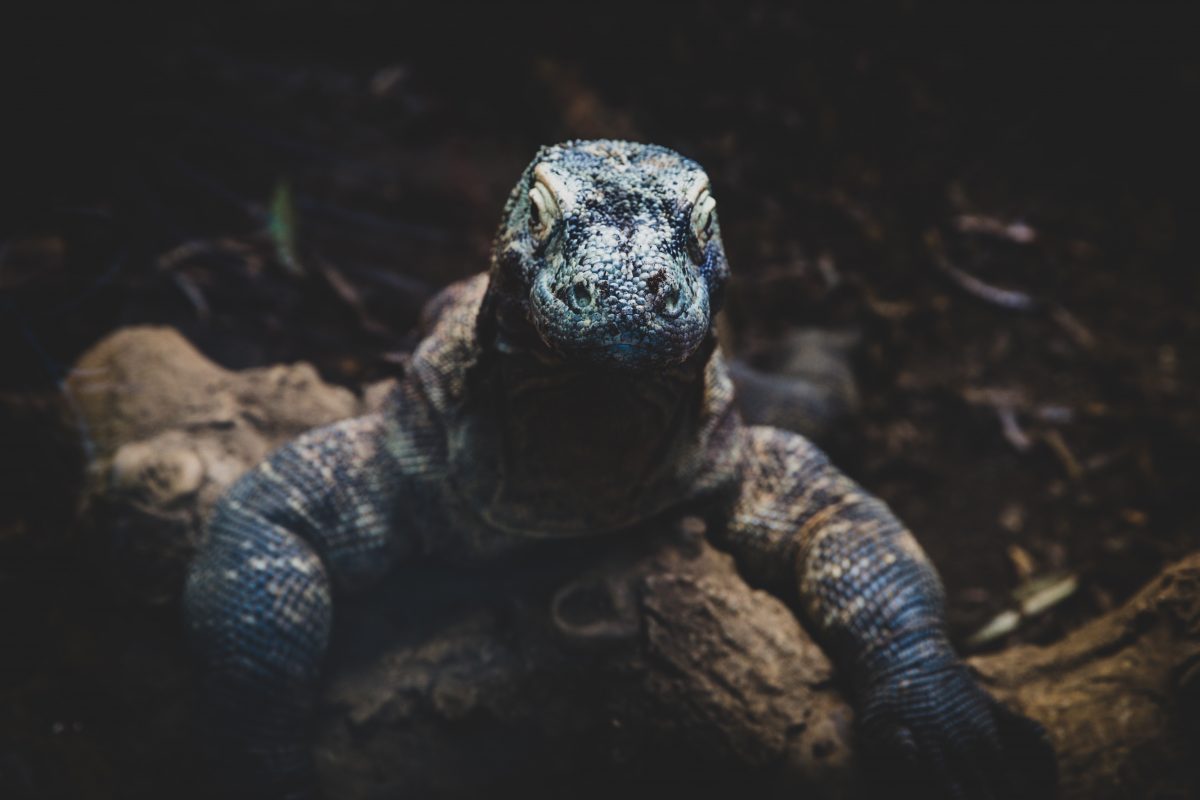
[
  {"xmin": 954, "ymin": 214, "xmax": 1038, "ymax": 244},
  {"xmin": 1041, "ymin": 429, "xmax": 1084, "ymax": 480},
  {"xmin": 1049, "ymin": 305, "xmax": 1097, "ymax": 351},
  {"xmin": 313, "ymin": 254, "xmax": 395, "ymax": 340},
  {"xmin": 926, "ymin": 229, "xmax": 1039, "ymax": 312},
  {"xmin": 962, "ymin": 387, "xmax": 1034, "ymax": 453},
  {"xmin": 171, "ymin": 273, "xmax": 211, "ymax": 319},
  {"xmin": 996, "ymin": 405, "xmax": 1034, "ymax": 453}
]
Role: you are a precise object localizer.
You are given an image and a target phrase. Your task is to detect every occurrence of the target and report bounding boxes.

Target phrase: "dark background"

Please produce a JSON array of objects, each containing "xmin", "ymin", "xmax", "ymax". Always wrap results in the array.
[{"xmin": 2, "ymin": 3, "xmax": 1198, "ymax": 796}]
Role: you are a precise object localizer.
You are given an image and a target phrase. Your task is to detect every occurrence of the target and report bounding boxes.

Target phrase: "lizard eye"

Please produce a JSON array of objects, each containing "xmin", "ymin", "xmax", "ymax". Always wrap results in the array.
[
  {"xmin": 690, "ymin": 187, "xmax": 717, "ymax": 249},
  {"xmin": 528, "ymin": 179, "xmax": 560, "ymax": 241}
]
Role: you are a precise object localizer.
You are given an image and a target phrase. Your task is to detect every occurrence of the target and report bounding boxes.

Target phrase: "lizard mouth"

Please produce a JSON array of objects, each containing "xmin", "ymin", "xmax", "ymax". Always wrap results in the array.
[{"xmin": 545, "ymin": 323, "xmax": 709, "ymax": 372}]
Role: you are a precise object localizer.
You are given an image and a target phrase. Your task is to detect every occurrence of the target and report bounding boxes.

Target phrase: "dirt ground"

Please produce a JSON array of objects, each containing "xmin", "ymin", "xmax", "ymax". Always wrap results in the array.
[{"xmin": 2, "ymin": 4, "xmax": 1198, "ymax": 797}]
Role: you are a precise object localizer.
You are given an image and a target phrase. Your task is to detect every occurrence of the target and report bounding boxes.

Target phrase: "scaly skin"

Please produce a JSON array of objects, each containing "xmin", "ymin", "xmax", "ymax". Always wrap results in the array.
[{"xmin": 184, "ymin": 140, "xmax": 1055, "ymax": 798}]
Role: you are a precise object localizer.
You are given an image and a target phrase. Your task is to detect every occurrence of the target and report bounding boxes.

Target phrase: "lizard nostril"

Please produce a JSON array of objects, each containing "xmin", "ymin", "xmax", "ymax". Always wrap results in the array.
[{"xmin": 567, "ymin": 278, "xmax": 596, "ymax": 313}]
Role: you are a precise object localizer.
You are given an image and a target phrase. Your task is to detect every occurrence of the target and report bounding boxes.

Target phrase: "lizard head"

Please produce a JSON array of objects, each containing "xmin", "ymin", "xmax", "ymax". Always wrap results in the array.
[{"xmin": 482, "ymin": 140, "xmax": 729, "ymax": 371}]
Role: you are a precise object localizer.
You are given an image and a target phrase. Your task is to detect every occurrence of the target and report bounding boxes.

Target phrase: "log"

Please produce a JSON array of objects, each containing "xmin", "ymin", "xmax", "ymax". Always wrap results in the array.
[{"xmin": 66, "ymin": 326, "xmax": 1200, "ymax": 799}]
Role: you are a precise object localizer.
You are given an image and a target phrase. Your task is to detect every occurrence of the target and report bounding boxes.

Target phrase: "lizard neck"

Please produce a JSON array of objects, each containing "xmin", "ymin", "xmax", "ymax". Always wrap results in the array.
[{"xmin": 457, "ymin": 294, "xmax": 717, "ymax": 535}]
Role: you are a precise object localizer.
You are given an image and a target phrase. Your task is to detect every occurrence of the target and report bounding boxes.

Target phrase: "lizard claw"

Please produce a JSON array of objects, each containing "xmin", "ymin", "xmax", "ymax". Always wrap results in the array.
[{"xmin": 856, "ymin": 659, "xmax": 1057, "ymax": 799}]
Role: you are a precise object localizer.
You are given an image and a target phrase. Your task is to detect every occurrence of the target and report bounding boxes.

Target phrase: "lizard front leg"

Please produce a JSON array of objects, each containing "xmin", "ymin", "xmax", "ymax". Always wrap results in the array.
[
  {"xmin": 719, "ymin": 426, "xmax": 1056, "ymax": 799},
  {"xmin": 183, "ymin": 412, "xmax": 418, "ymax": 799}
]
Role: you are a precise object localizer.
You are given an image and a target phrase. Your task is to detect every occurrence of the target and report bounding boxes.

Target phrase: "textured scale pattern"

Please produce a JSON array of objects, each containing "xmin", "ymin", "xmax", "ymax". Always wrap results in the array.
[
  {"xmin": 482, "ymin": 140, "xmax": 727, "ymax": 370},
  {"xmin": 184, "ymin": 140, "xmax": 1055, "ymax": 799},
  {"xmin": 722, "ymin": 428, "xmax": 1055, "ymax": 797},
  {"xmin": 724, "ymin": 427, "xmax": 945, "ymax": 676},
  {"xmin": 184, "ymin": 415, "xmax": 416, "ymax": 796}
]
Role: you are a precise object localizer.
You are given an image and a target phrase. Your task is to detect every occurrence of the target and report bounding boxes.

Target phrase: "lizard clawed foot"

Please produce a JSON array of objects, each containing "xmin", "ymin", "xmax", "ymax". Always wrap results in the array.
[{"xmin": 856, "ymin": 659, "xmax": 1057, "ymax": 800}]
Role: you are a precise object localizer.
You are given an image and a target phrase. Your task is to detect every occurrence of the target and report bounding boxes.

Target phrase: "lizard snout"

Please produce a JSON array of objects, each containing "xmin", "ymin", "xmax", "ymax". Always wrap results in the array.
[
  {"xmin": 530, "ymin": 263, "xmax": 710, "ymax": 370},
  {"xmin": 555, "ymin": 270, "xmax": 685, "ymax": 323}
]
